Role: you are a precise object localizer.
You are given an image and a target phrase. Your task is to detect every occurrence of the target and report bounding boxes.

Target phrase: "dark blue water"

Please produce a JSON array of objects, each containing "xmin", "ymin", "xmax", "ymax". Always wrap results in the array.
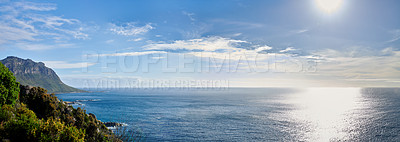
[{"xmin": 57, "ymin": 88, "xmax": 400, "ymax": 141}]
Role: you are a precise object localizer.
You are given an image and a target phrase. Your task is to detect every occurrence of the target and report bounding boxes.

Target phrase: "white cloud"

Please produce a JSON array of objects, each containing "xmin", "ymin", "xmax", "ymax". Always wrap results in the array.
[
  {"xmin": 182, "ymin": 11, "xmax": 195, "ymax": 21},
  {"xmin": 141, "ymin": 36, "xmax": 282, "ymax": 71},
  {"xmin": 42, "ymin": 61, "xmax": 96, "ymax": 69},
  {"xmin": 27, "ymin": 14, "xmax": 79, "ymax": 28},
  {"xmin": 387, "ymin": 29, "xmax": 400, "ymax": 43},
  {"xmin": 186, "ymin": 49, "xmax": 276, "ymax": 61},
  {"xmin": 0, "ymin": 24, "xmax": 37, "ymax": 44},
  {"xmin": 232, "ymin": 33, "xmax": 242, "ymax": 37},
  {"xmin": 14, "ymin": 2, "xmax": 57, "ymax": 11},
  {"xmin": 26, "ymin": 14, "xmax": 89, "ymax": 40},
  {"xmin": 309, "ymin": 48, "xmax": 400, "ymax": 85},
  {"xmin": 105, "ymin": 39, "xmax": 114, "ymax": 43},
  {"xmin": 110, "ymin": 22, "xmax": 154, "ymax": 36},
  {"xmin": 296, "ymin": 29, "xmax": 309, "ymax": 34},
  {"xmin": 255, "ymin": 46, "xmax": 273, "ymax": 52},
  {"xmin": 381, "ymin": 47, "xmax": 400, "ymax": 56},
  {"xmin": 211, "ymin": 19, "xmax": 264, "ymax": 29},
  {"xmin": 61, "ymin": 27, "xmax": 89, "ymax": 40},
  {"xmin": 96, "ymin": 51, "xmax": 167, "ymax": 57},
  {"xmin": 128, "ymin": 38, "xmax": 143, "ymax": 42},
  {"xmin": 0, "ymin": 1, "xmax": 89, "ymax": 46},
  {"xmin": 144, "ymin": 36, "xmax": 247, "ymax": 51},
  {"xmin": 280, "ymin": 47, "xmax": 296, "ymax": 52},
  {"xmin": 179, "ymin": 23, "xmax": 210, "ymax": 39},
  {"xmin": 16, "ymin": 43, "xmax": 74, "ymax": 51}
]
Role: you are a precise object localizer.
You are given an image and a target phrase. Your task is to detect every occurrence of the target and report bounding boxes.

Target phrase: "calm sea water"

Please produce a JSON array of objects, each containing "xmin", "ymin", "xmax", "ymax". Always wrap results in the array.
[{"xmin": 57, "ymin": 88, "xmax": 400, "ymax": 141}]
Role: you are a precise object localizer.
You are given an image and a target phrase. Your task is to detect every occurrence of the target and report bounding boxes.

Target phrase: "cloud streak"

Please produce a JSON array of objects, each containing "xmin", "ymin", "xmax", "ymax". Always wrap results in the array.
[
  {"xmin": 182, "ymin": 11, "xmax": 196, "ymax": 21},
  {"xmin": 144, "ymin": 36, "xmax": 247, "ymax": 51},
  {"xmin": 280, "ymin": 47, "xmax": 296, "ymax": 53},
  {"xmin": 0, "ymin": 24, "xmax": 37, "ymax": 44},
  {"xmin": 309, "ymin": 47, "xmax": 400, "ymax": 86},
  {"xmin": 95, "ymin": 51, "xmax": 167, "ymax": 57},
  {"xmin": 110, "ymin": 22, "xmax": 154, "ymax": 36},
  {"xmin": 387, "ymin": 29, "xmax": 400, "ymax": 43},
  {"xmin": 16, "ymin": 43, "xmax": 75, "ymax": 51},
  {"xmin": 14, "ymin": 1, "xmax": 57, "ymax": 11},
  {"xmin": 43, "ymin": 61, "xmax": 96, "ymax": 69},
  {"xmin": 0, "ymin": 1, "xmax": 89, "ymax": 47}
]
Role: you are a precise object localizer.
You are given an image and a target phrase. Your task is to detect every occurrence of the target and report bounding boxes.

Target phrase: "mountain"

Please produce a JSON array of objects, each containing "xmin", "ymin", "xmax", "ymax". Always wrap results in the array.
[{"xmin": 0, "ymin": 56, "xmax": 83, "ymax": 93}]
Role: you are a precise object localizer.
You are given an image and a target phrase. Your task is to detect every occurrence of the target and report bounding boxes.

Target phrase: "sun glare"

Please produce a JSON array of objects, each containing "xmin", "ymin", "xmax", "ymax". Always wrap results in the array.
[
  {"xmin": 287, "ymin": 88, "xmax": 361, "ymax": 141},
  {"xmin": 316, "ymin": 0, "xmax": 343, "ymax": 14}
]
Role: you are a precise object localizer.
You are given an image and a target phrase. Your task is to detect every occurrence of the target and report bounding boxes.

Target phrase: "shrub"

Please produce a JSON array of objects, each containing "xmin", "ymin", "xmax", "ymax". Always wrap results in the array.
[
  {"xmin": 0, "ymin": 62, "xmax": 19, "ymax": 106},
  {"xmin": 19, "ymin": 86, "xmax": 117, "ymax": 142},
  {"xmin": 0, "ymin": 103, "xmax": 39, "ymax": 141},
  {"xmin": 0, "ymin": 103, "xmax": 87, "ymax": 142},
  {"xmin": 19, "ymin": 87, "xmax": 60, "ymax": 119},
  {"xmin": 31, "ymin": 118, "xmax": 85, "ymax": 142}
]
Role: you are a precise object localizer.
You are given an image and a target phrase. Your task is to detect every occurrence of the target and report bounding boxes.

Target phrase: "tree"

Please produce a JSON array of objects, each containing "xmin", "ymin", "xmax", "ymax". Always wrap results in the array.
[{"xmin": 0, "ymin": 62, "xmax": 19, "ymax": 106}]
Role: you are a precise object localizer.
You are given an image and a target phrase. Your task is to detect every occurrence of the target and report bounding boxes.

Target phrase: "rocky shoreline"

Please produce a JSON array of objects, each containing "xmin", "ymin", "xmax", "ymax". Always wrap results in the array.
[
  {"xmin": 63, "ymin": 99, "xmax": 101, "ymax": 106},
  {"xmin": 62, "ymin": 101, "xmax": 125, "ymax": 128},
  {"xmin": 104, "ymin": 122, "xmax": 125, "ymax": 127}
]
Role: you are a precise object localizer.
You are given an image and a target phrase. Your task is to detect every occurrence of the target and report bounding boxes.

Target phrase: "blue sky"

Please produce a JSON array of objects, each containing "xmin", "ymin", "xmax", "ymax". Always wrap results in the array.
[{"xmin": 1, "ymin": 0, "xmax": 400, "ymax": 87}]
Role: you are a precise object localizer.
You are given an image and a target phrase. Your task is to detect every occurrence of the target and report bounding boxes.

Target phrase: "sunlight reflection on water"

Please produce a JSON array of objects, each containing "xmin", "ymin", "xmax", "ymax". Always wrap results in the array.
[{"xmin": 283, "ymin": 88, "xmax": 362, "ymax": 141}]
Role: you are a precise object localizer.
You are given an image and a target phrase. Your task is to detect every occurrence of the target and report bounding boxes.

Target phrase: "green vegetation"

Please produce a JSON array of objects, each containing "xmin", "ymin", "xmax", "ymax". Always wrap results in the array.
[
  {"xmin": 0, "ymin": 103, "xmax": 86, "ymax": 141},
  {"xmin": 0, "ymin": 61, "xmax": 122, "ymax": 141},
  {"xmin": 0, "ymin": 62, "xmax": 19, "ymax": 106},
  {"xmin": 16, "ymin": 73, "xmax": 82, "ymax": 93}
]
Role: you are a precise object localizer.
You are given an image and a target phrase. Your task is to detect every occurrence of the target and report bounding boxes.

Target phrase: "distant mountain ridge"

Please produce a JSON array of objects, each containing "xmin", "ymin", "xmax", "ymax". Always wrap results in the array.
[{"xmin": 0, "ymin": 56, "xmax": 83, "ymax": 93}]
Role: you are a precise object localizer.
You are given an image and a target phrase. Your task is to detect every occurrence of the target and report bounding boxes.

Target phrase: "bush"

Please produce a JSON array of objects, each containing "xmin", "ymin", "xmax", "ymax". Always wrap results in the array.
[
  {"xmin": 0, "ymin": 103, "xmax": 86, "ymax": 142},
  {"xmin": 0, "ymin": 103, "xmax": 39, "ymax": 141},
  {"xmin": 19, "ymin": 86, "xmax": 117, "ymax": 142},
  {"xmin": 31, "ymin": 118, "xmax": 85, "ymax": 142},
  {"xmin": 19, "ymin": 87, "xmax": 60, "ymax": 119},
  {"xmin": 0, "ymin": 62, "xmax": 19, "ymax": 106}
]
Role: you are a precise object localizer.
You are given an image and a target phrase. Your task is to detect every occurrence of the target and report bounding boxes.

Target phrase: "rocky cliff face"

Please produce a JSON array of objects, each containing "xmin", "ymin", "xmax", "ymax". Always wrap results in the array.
[
  {"xmin": 2, "ymin": 56, "xmax": 56, "ymax": 76},
  {"xmin": 0, "ymin": 56, "xmax": 83, "ymax": 93}
]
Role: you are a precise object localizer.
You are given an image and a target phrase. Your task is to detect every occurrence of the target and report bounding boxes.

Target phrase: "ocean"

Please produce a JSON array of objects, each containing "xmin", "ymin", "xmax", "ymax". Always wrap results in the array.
[{"xmin": 56, "ymin": 88, "xmax": 400, "ymax": 141}]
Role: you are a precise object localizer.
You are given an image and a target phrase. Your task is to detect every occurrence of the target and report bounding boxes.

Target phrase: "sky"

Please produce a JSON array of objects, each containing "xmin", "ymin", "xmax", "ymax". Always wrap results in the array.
[{"xmin": 0, "ymin": 0, "xmax": 400, "ymax": 88}]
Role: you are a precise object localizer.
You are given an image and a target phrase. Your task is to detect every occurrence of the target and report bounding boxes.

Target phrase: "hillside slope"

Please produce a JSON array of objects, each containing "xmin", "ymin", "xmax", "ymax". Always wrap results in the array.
[{"xmin": 0, "ymin": 56, "xmax": 82, "ymax": 93}]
